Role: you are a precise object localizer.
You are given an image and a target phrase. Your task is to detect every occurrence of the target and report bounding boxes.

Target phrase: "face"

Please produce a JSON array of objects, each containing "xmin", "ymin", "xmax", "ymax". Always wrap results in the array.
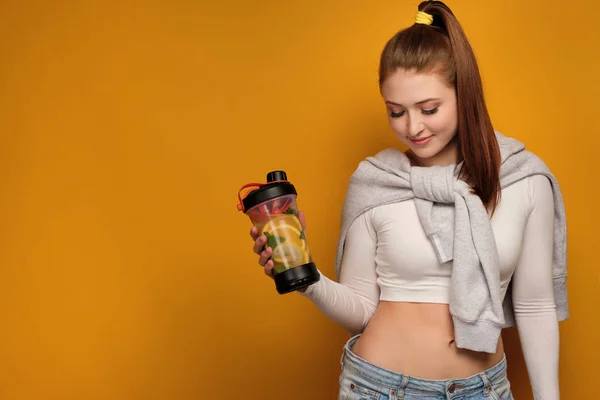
[{"xmin": 381, "ymin": 68, "xmax": 459, "ymax": 167}]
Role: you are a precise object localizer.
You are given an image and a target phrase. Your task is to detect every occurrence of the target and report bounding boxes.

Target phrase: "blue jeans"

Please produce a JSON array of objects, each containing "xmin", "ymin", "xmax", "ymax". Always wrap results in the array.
[{"xmin": 339, "ymin": 335, "xmax": 513, "ymax": 400}]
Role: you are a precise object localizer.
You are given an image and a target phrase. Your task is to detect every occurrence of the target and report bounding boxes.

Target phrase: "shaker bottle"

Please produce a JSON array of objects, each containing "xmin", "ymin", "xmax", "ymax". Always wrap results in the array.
[{"xmin": 237, "ymin": 171, "xmax": 320, "ymax": 294}]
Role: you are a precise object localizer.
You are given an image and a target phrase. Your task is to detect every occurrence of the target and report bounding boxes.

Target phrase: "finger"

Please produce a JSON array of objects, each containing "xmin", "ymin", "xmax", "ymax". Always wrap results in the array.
[
  {"xmin": 258, "ymin": 247, "xmax": 272, "ymax": 266},
  {"xmin": 298, "ymin": 210, "xmax": 307, "ymax": 231},
  {"xmin": 253, "ymin": 235, "xmax": 267, "ymax": 255},
  {"xmin": 264, "ymin": 260, "xmax": 274, "ymax": 279},
  {"xmin": 249, "ymin": 226, "xmax": 259, "ymax": 241}
]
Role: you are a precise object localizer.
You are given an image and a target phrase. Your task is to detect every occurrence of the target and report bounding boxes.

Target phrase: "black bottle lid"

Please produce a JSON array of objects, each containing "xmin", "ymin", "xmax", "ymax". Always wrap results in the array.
[
  {"xmin": 267, "ymin": 171, "xmax": 287, "ymax": 182},
  {"xmin": 241, "ymin": 170, "xmax": 297, "ymax": 212}
]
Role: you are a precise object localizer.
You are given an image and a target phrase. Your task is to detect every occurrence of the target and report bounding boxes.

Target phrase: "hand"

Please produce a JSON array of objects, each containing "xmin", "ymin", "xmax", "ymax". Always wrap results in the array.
[{"xmin": 249, "ymin": 210, "xmax": 307, "ymax": 280}]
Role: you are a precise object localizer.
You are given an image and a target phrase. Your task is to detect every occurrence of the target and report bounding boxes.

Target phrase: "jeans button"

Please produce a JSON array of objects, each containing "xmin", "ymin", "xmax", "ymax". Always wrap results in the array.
[{"xmin": 448, "ymin": 383, "xmax": 456, "ymax": 393}]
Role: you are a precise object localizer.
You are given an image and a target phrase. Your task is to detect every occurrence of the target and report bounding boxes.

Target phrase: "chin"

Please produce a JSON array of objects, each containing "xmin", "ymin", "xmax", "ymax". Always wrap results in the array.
[{"xmin": 409, "ymin": 145, "xmax": 443, "ymax": 160}]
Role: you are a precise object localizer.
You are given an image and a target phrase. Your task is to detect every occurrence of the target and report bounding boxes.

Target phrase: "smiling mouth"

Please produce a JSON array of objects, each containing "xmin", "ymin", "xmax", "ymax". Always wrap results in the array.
[{"xmin": 410, "ymin": 136, "xmax": 433, "ymax": 145}]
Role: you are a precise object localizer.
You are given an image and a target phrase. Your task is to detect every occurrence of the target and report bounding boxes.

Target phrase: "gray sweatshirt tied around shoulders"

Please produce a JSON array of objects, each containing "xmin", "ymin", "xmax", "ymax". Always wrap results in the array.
[{"xmin": 334, "ymin": 132, "xmax": 569, "ymax": 353}]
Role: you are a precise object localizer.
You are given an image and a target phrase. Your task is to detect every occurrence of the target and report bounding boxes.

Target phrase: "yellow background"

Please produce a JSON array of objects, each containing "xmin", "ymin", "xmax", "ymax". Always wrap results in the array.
[{"xmin": 0, "ymin": 0, "xmax": 598, "ymax": 398}]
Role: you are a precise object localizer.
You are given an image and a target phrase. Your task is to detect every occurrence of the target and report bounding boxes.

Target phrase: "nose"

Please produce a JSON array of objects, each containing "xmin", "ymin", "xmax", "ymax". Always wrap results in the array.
[{"xmin": 407, "ymin": 113, "xmax": 424, "ymax": 137}]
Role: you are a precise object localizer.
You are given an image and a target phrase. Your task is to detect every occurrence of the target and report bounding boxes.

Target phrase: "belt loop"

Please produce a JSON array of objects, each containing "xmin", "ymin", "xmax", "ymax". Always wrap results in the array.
[
  {"xmin": 395, "ymin": 375, "xmax": 409, "ymax": 399},
  {"xmin": 479, "ymin": 372, "xmax": 492, "ymax": 395},
  {"xmin": 340, "ymin": 334, "xmax": 354, "ymax": 369}
]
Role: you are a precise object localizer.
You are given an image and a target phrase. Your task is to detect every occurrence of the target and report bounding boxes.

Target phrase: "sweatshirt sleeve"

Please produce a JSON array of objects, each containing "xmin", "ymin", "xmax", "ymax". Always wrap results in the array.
[
  {"xmin": 511, "ymin": 174, "xmax": 560, "ymax": 400},
  {"xmin": 298, "ymin": 209, "xmax": 380, "ymax": 335}
]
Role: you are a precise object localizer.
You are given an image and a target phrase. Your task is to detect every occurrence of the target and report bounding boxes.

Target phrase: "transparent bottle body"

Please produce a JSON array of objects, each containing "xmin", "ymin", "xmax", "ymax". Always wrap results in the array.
[{"xmin": 246, "ymin": 194, "xmax": 310, "ymax": 275}]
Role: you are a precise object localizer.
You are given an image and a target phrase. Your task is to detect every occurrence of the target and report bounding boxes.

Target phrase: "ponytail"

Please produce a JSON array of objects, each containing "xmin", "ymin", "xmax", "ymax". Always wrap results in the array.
[{"xmin": 379, "ymin": 1, "xmax": 501, "ymax": 213}]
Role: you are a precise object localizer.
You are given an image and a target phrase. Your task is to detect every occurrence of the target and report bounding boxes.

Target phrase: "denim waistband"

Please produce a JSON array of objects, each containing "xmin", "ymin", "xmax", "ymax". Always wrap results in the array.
[{"xmin": 341, "ymin": 334, "xmax": 508, "ymax": 395}]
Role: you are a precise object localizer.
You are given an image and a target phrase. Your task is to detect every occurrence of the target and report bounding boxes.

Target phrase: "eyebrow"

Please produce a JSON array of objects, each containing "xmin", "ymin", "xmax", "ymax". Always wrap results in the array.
[{"xmin": 385, "ymin": 98, "xmax": 441, "ymax": 106}]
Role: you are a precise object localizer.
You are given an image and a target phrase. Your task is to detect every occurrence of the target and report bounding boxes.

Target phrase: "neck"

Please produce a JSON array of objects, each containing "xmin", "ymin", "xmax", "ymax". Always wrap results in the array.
[{"xmin": 408, "ymin": 136, "xmax": 460, "ymax": 167}]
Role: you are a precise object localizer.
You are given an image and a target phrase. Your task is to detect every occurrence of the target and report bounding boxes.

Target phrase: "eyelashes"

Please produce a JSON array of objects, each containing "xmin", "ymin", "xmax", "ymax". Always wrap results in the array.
[{"xmin": 389, "ymin": 107, "xmax": 439, "ymax": 118}]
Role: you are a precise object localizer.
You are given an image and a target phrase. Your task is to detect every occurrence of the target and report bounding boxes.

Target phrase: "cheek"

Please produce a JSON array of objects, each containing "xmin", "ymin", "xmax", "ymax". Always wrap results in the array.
[
  {"xmin": 388, "ymin": 118, "xmax": 407, "ymax": 137},
  {"xmin": 426, "ymin": 109, "xmax": 457, "ymax": 136}
]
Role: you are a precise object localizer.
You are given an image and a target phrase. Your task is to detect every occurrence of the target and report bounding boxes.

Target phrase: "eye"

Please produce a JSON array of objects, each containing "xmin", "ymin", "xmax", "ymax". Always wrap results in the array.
[
  {"xmin": 422, "ymin": 107, "xmax": 439, "ymax": 115},
  {"xmin": 389, "ymin": 110, "xmax": 405, "ymax": 118}
]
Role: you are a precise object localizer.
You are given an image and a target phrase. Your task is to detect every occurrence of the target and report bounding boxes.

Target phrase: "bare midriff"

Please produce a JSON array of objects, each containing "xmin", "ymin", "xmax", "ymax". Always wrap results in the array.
[{"xmin": 351, "ymin": 301, "xmax": 504, "ymax": 379}]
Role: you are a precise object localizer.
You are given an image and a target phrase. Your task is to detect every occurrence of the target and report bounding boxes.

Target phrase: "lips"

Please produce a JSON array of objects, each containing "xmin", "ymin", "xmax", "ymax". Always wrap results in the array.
[{"xmin": 410, "ymin": 136, "xmax": 433, "ymax": 146}]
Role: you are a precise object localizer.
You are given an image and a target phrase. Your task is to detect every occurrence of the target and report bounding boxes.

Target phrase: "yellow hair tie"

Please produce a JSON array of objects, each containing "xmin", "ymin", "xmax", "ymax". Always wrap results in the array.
[{"xmin": 414, "ymin": 10, "xmax": 433, "ymax": 25}]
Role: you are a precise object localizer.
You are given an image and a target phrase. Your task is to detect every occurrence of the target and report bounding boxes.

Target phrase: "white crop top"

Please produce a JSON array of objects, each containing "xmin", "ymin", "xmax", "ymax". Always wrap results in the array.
[
  {"xmin": 300, "ymin": 174, "xmax": 559, "ymax": 399},
  {"xmin": 370, "ymin": 171, "xmax": 528, "ymax": 304}
]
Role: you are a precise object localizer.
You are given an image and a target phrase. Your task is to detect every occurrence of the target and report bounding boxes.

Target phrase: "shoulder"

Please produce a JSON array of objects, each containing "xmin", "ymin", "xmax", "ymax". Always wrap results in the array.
[
  {"xmin": 525, "ymin": 174, "xmax": 555, "ymax": 213},
  {"xmin": 348, "ymin": 147, "xmax": 408, "ymax": 179},
  {"xmin": 500, "ymin": 174, "xmax": 554, "ymax": 219},
  {"xmin": 496, "ymin": 131, "xmax": 553, "ymax": 176},
  {"xmin": 496, "ymin": 131, "xmax": 558, "ymax": 214},
  {"xmin": 347, "ymin": 207, "xmax": 377, "ymax": 241}
]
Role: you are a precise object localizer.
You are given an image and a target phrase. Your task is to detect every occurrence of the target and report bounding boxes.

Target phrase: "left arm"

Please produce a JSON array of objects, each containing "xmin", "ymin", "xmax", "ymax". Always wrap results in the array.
[{"xmin": 511, "ymin": 174, "xmax": 560, "ymax": 400}]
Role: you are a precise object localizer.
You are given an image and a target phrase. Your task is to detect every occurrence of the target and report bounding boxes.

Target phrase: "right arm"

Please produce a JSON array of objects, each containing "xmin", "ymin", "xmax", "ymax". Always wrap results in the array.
[{"xmin": 252, "ymin": 210, "xmax": 380, "ymax": 334}]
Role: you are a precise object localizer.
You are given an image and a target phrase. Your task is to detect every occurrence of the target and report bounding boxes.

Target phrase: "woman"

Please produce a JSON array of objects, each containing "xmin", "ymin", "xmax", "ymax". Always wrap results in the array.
[{"xmin": 250, "ymin": 1, "xmax": 568, "ymax": 399}]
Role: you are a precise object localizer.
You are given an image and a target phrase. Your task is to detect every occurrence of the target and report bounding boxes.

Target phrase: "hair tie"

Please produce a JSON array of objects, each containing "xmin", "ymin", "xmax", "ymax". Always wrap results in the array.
[{"xmin": 414, "ymin": 10, "xmax": 433, "ymax": 25}]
